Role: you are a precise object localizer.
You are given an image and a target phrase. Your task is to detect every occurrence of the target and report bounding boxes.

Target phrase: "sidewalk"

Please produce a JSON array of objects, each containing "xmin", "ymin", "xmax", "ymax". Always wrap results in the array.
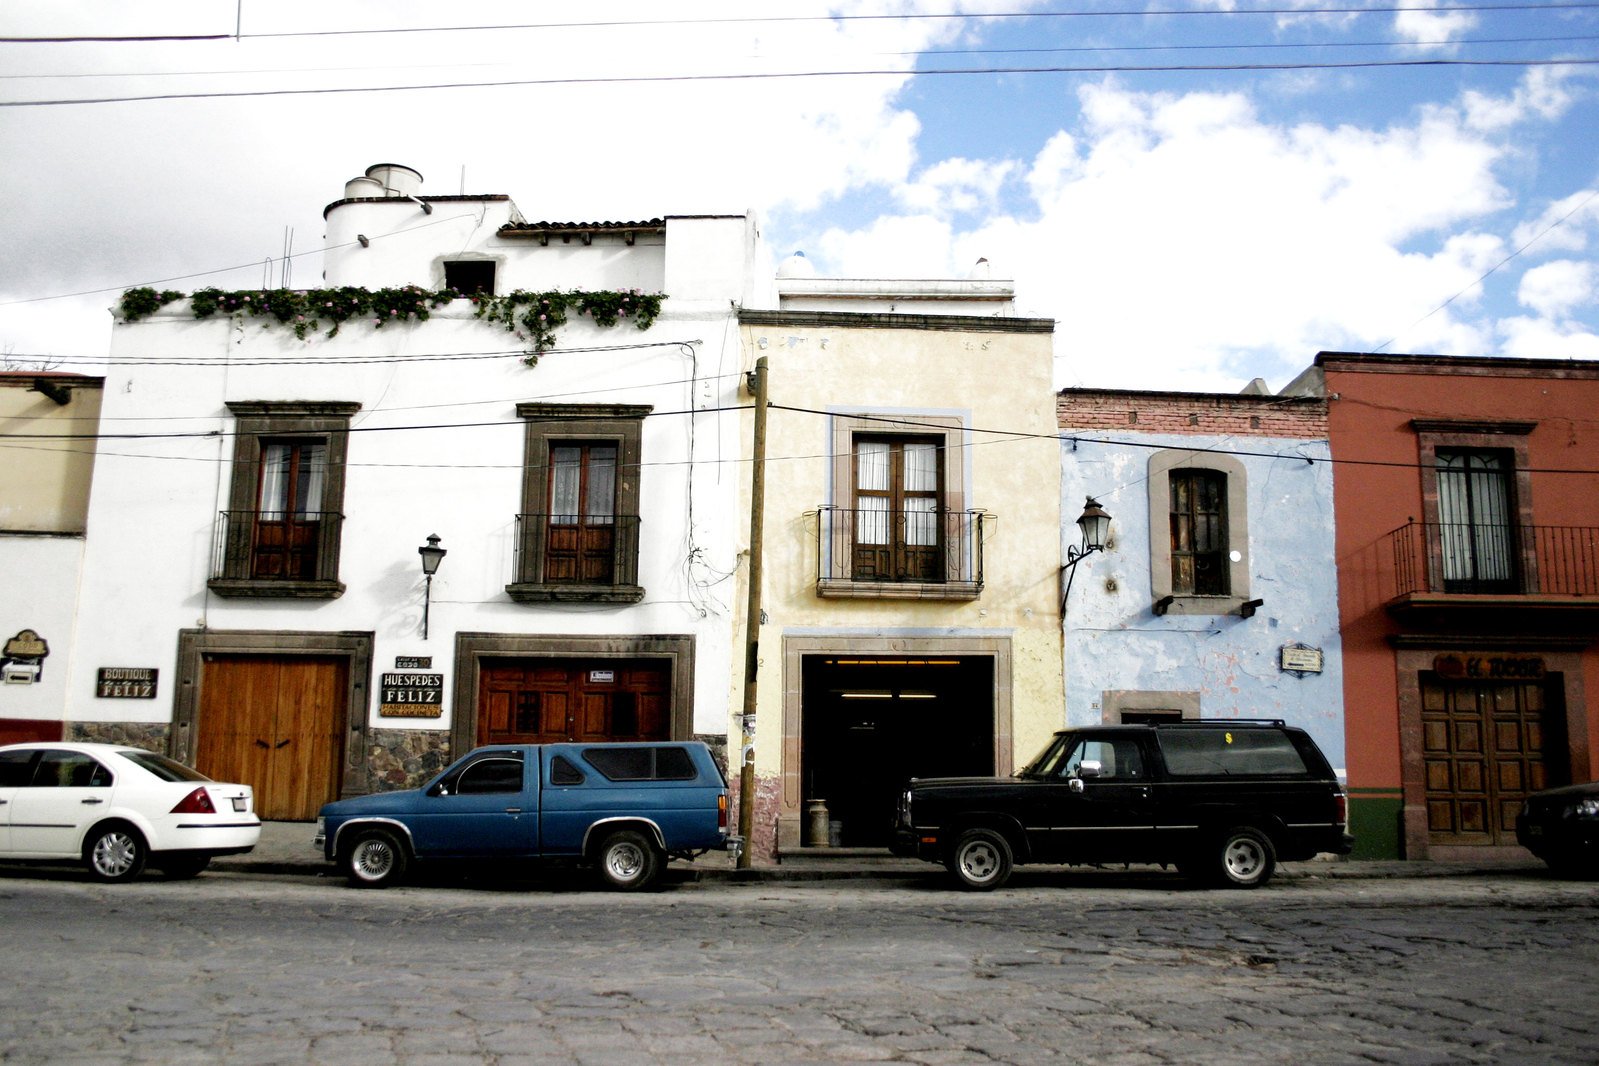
[{"xmin": 213, "ymin": 821, "xmax": 1548, "ymax": 883}]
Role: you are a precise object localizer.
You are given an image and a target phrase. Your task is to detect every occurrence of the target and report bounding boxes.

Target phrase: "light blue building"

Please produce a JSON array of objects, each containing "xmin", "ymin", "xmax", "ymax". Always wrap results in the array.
[{"xmin": 1057, "ymin": 386, "xmax": 1346, "ymax": 773}]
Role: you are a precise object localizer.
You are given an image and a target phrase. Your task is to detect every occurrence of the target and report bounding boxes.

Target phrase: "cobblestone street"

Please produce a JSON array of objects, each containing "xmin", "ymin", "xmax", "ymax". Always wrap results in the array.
[{"xmin": 1, "ymin": 866, "xmax": 1595, "ymax": 1065}]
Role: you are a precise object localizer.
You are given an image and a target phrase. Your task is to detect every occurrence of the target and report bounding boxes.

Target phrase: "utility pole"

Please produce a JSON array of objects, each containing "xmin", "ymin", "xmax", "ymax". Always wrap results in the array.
[{"xmin": 737, "ymin": 356, "xmax": 768, "ymax": 869}]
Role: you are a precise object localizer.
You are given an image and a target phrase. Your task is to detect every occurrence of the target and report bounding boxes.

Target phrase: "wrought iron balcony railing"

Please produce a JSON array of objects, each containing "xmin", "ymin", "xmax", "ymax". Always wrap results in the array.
[
  {"xmin": 511, "ymin": 513, "xmax": 641, "ymax": 590},
  {"xmin": 1387, "ymin": 520, "xmax": 1599, "ymax": 598},
  {"xmin": 815, "ymin": 505, "xmax": 986, "ymax": 597},
  {"xmin": 211, "ymin": 510, "xmax": 344, "ymax": 583}
]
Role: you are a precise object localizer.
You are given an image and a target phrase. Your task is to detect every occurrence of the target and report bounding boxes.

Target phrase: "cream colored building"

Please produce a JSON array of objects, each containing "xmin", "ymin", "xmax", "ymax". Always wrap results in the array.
[
  {"xmin": 733, "ymin": 263, "xmax": 1064, "ymax": 857},
  {"xmin": 1, "ymin": 372, "xmax": 103, "ymax": 738}
]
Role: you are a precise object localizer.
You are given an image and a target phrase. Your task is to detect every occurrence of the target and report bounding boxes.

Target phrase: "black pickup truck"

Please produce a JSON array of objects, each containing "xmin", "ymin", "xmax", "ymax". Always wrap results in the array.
[{"xmin": 891, "ymin": 720, "xmax": 1352, "ymax": 890}]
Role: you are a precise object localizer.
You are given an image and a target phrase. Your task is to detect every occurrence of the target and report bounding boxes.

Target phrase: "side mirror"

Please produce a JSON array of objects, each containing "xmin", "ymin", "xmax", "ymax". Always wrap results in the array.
[{"xmin": 1076, "ymin": 760, "xmax": 1103, "ymax": 779}]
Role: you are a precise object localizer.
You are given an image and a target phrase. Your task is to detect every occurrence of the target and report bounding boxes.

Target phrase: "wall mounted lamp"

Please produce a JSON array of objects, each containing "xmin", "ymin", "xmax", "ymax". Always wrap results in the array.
[
  {"xmin": 418, "ymin": 534, "xmax": 447, "ymax": 639},
  {"xmin": 1059, "ymin": 496, "xmax": 1112, "ymax": 610}
]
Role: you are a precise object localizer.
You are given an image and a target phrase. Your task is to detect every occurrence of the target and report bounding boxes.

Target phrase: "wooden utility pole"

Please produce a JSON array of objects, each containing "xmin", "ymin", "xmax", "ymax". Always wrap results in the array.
[{"xmin": 737, "ymin": 356, "xmax": 768, "ymax": 869}]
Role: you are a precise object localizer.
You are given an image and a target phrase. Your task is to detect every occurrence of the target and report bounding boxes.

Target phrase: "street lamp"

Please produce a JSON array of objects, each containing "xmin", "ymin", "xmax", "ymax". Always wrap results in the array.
[
  {"xmin": 418, "ymin": 534, "xmax": 446, "ymax": 639},
  {"xmin": 1060, "ymin": 497, "xmax": 1112, "ymax": 609}
]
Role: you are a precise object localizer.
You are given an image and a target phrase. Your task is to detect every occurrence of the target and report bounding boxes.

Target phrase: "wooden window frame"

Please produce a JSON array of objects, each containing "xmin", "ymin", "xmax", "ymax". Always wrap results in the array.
[
  {"xmin": 508, "ymin": 403, "xmax": 650, "ymax": 604},
  {"xmin": 209, "ymin": 401, "xmax": 359, "ymax": 599},
  {"xmin": 1147, "ymin": 451, "xmax": 1250, "ymax": 615}
]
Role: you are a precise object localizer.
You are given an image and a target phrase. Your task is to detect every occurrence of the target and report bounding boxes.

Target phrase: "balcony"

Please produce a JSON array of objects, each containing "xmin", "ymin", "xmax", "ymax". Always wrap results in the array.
[
  {"xmin": 506, "ymin": 513, "xmax": 643, "ymax": 604},
  {"xmin": 208, "ymin": 510, "xmax": 345, "ymax": 598},
  {"xmin": 815, "ymin": 506, "xmax": 986, "ymax": 600},
  {"xmin": 1384, "ymin": 520, "xmax": 1599, "ymax": 629}
]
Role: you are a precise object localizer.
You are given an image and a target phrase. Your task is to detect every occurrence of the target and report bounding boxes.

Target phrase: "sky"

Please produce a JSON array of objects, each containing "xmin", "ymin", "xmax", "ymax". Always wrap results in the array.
[{"xmin": 2, "ymin": 0, "xmax": 1597, "ymax": 393}]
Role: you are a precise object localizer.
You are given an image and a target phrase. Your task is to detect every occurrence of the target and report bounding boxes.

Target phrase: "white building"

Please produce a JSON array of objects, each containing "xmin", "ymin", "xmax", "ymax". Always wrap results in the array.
[{"xmin": 64, "ymin": 164, "xmax": 760, "ymax": 819}]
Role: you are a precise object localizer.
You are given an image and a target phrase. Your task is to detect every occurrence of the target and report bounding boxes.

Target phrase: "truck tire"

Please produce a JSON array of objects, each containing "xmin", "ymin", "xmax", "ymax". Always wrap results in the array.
[
  {"xmin": 597, "ymin": 829, "xmax": 662, "ymax": 891},
  {"xmin": 946, "ymin": 828, "xmax": 1013, "ymax": 891},
  {"xmin": 344, "ymin": 827, "xmax": 409, "ymax": 888},
  {"xmin": 1211, "ymin": 826, "xmax": 1276, "ymax": 889}
]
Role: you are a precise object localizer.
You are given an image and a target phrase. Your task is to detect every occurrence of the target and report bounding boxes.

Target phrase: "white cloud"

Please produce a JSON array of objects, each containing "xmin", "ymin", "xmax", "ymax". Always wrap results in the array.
[
  {"xmin": 1499, "ymin": 315, "xmax": 1599, "ymax": 359},
  {"xmin": 896, "ymin": 158, "xmax": 1016, "ymax": 216},
  {"xmin": 1392, "ymin": 6, "xmax": 1478, "ymax": 51},
  {"xmin": 1518, "ymin": 260, "xmax": 1596, "ymax": 318}
]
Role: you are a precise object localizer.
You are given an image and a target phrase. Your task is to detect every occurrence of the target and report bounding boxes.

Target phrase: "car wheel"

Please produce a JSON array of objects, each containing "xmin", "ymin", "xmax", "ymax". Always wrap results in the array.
[
  {"xmin": 85, "ymin": 823, "xmax": 148, "ymax": 883},
  {"xmin": 343, "ymin": 828, "xmax": 409, "ymax": 889},
  {"xmin": 597, "ymin": 829, "xmax": 662, "ymax": 891},
  {"xmin": 1213, "ymin": 826, "xmax": 1276, "ymax": 889},
  {"xmin": 158, "ymin": 856, "xmax": 211, "ymax": 880},
  {"xmin": 947, "ymin": 828, "xmax": 1013, "ymax": 891},
  {"xmin": 1545, "ymin": 851, "xmax": 1599, "ymax": 880}
]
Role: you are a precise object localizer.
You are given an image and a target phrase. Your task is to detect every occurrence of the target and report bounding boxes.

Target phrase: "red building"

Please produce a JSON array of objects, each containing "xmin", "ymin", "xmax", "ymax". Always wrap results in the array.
[{"xmin": 1290, "ymin": 353, "xmax": 1599, "ymax": 860}]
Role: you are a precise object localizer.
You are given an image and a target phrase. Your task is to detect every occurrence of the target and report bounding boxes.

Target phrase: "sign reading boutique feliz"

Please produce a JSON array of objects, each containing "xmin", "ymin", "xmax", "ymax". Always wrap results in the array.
[
  {"xmin": 96, "ymin": 667, "xmax": 158, "ymax": 699},
  {"xmin": 379, "ymin": 672, "xmax": 445, "ymax": 717}
]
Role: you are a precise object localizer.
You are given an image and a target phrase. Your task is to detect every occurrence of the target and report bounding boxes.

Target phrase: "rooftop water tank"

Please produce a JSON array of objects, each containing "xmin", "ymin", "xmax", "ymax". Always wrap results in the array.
[{"xmin": 365, "ymin": 163, "xmax": 424, "ymax": 198}]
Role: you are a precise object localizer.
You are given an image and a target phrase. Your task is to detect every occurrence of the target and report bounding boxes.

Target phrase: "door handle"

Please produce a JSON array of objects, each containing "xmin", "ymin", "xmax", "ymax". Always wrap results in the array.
[
  {"xmin": 275, "ymin": 739, "xmax": 291, "ymax": 749},
  {"xmin": 504, "ymin": 807, "xmax": 523, "ymax": 814},
  {"xmin": 255, "ymin": 739, "xmax": 270, "ymax": 749},
  {"xmin": 82, "ymin": 798, "xmax": 104, "ymax": 805}
]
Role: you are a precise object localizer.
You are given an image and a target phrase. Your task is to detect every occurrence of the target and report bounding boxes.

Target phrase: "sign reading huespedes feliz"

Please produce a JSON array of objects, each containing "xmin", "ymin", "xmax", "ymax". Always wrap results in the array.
[
  {"xmin": 96, "ymin": 667, "xmax": 158, "ymax": 699},
  {"xmin": 379, "ymin": 672, "xmax": 444, "ymax": 717}
]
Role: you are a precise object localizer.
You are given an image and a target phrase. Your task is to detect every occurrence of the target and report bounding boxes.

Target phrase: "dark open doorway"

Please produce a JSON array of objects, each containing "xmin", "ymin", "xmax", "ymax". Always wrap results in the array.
[{"xmin": 801, "ymin": 655, "xmax": 994, "ymax": 846}]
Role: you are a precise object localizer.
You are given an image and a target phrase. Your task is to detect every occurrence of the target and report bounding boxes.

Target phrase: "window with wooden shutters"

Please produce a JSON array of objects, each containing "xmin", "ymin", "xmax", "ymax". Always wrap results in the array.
[
  {"xmin": 210, "ymin": 401, "xmax": 358, "ymax": 599},
  {"xmin": 852, "ymin": 436, "xmax": 943, "ymax": 582},
  {"xmin": 509, "ymin": 403, "xmax": 649, "ymax": 604},
  {"xmin": 1169, "ymin": 469, "xmax": 1228, "ymax": 596},
  {"xmin": 251, "ymin": 440, "xmax": 328, "ymax": 579},
  {"xmin": 545, "ymin": 442, "xmax": 618, "ymax": 584}
]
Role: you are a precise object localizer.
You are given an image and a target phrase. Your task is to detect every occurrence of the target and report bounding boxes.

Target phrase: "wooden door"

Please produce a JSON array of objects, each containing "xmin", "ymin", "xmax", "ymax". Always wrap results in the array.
[
  {"xmin": 1422, "ymin": 674, "xmax": 1553, "ymax": 844},
  {"xmin": 478, "ymin": 659, "xmax": 670, "ymax": 746},
  {"xmin": 196, "ymin": 654, "xmax": 347, "ymax": 821}
]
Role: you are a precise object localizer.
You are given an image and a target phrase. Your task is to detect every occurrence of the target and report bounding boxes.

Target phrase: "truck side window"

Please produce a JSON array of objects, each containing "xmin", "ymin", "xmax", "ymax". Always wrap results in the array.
[
  {"xmin": 1064, "ymin": 739, "xmax": 1144, "ymax": 780},
  {"xmin": 454, "ymin": 756, "xmax": 524, "ymax": 795},
  {"xmin": 549, "ymin": 755, "xmax": 586, "ymax": 786}
]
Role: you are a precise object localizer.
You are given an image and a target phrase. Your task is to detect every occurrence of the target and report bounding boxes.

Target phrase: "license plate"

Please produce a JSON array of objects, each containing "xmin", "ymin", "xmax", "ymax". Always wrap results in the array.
[{"xmin": 232, "ymin": 797, "xmax": 247, "ymax": 813}]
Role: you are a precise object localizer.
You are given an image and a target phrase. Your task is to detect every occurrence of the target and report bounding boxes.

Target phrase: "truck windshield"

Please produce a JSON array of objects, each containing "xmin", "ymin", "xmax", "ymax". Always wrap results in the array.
[{"xmin": 1017, "ymin": 734, "xmax": 1077, "ymax": 778}]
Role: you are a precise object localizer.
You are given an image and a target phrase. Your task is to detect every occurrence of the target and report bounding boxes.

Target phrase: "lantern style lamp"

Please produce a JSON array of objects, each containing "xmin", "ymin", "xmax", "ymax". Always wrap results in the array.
[{"xmin": 418, "ymin": 534, "xmax": 447, "ymax": 639}]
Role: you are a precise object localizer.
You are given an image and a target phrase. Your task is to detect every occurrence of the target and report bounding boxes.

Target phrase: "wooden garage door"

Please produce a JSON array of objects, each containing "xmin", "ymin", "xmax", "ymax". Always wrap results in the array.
[
  {"xmin": 196, "ymin": 654, "xmax": 347, "ymax": 822},
  {"xmin": 1422, "ymin": 674, "xmax": 1553, "ymax": 845},
  {"xmin": 478, "ymin": 659, "xmax": 670, "ymax": 746}
]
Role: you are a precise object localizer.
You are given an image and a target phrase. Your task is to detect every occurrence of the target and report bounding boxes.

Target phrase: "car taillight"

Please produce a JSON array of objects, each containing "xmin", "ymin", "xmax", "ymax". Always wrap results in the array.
[
  {"xmin": 170, "ymin": 787, "xmax": 215, "ymax": 815},
  {"xmin": 1334, "ymin": 790, "xmax": 1348, "ymax": 827},
  {"xmin": 718, "ymin": 793, "xmax": 729, "ymax": 831}
]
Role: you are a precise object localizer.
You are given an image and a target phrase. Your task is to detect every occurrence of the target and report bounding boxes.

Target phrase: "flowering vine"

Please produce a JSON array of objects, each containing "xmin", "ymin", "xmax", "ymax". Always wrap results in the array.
[{"xmin": 119, "ymin": 285, "xmax": 666, "ymax": 362}]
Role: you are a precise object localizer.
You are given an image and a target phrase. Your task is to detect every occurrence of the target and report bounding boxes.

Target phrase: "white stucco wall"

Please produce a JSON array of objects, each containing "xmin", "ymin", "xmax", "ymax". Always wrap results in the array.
[
  {"xmin": 68, "ymin": 295, "xmax": 746, "ymax": 738},
  {"xmin": 1060, "ymin": 431, "xmax": 1346, "ymax": 769}
]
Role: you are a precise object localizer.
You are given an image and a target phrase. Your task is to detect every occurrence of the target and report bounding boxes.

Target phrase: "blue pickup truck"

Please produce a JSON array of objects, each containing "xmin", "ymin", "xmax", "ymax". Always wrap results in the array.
[{"xmin": 314, "ymin": 741, "xmax": 731, "ymax": 890}]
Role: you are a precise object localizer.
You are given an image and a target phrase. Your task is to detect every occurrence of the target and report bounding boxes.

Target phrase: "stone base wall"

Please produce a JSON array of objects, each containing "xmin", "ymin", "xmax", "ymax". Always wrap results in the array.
[
  {"xmin": 69, "ymin": 721, "xmax": 170, "ymax": 752},
  {"xmin": 366, "ymin": 729, "xmax": 452, "ymax": 792}
]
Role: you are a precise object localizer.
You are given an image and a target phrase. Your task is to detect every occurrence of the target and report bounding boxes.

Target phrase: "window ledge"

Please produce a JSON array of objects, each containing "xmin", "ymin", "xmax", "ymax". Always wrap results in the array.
[
  {"xmin": 505, "ymin": 582, "xmax": 645, "ymax": 604},
  {"xmin": 207, "ymin": 578, "xmax": 345, "ymax": 600},
  {"xmin": 1151, "ymin": 594, "xmax": 1248, "ymax": 617},
  {"xmin": 817, "ymin": 578, "xmax": 981, "ymax": 601}
]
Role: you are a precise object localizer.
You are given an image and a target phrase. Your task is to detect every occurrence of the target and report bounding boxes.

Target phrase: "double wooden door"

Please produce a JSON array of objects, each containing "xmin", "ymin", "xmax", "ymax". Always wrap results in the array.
[
  {"xmin": 196, "ymin": 654, "xmax": 347, "ymax": 821},
  {"xmin": 478, "ymin": 659, "xmax": 670, "ymax": 746},
  {"xmin": 1422, "ymin": 673, "xmax": 1555, "ymax": 845}
]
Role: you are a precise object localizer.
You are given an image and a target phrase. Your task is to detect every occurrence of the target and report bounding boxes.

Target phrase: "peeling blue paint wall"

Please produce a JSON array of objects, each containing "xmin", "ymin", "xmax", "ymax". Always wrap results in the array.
[{"xmin": 1060, "ymin": 431, "xmax": 1346, "ymax": 772}]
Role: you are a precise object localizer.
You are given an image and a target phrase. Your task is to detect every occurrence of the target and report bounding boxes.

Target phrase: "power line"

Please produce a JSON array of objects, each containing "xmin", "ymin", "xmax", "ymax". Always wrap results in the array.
[
  {"xmin": 6, "ymin": 4, "xmax": 1598, "ymax": 44},
  {"xmin": 6, "ymin": 56, "xmax": 1598, "ymax": 108}
]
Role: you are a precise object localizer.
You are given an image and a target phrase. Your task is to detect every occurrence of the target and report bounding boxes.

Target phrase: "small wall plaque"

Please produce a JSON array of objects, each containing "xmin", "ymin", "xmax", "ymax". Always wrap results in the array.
[
  {"xmin": 1280, "ymin": 644, "xmax": 1324, "ymax": 675},
  {"xmin": 395, "ymin": 656, "xmax": 432, "ymax": 669}
]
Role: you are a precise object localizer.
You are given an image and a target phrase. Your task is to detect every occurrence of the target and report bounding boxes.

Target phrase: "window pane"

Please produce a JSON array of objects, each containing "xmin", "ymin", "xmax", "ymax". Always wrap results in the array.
[
  {"xmin": 259, "ymin": 444, "xmax": 290, "ymax": 517},
  {"xmin": 904, "ymin": 496, "xmax": 938, "ymax": 547},
  {"xmin": 0, "ymin": 750, "xmax": 36, "ymax": 787},
  {"xmin": 857, "ymin": 497, "xmax": 890, "ymax": 544},
  {"xmin": 856, "ymin": 441, "xmax": 889, "ymax": 491},
  {"xmin": 32, "ymin": 750, "xmax": 111, "ymax": 788},
  {"xmin": 903, "ymin": 442, "xmax": 938, "ymax": 492},
  {"xmin": 455, "ymin": 757, "xmax": 524, "ymax": 794},
  {"xmin": 550, "ymin": 446, "xmax": 582, "ymax": 520},
  {"xmin": 585, "ymin": 446, "xmax": 617, "ymax": 524},
  {"xmin": 295, "ymin": 444, "xmax": 326, "ymax": 515},
  {"xmin": 582, "ymin": 747, "xmax": 653, "ymax": 781}
]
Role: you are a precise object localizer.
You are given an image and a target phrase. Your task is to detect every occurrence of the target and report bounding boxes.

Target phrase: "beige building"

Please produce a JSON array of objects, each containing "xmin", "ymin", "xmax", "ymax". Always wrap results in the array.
[
  {"xmin": 733, "ymin": 262, "xmax": 1063, "ymax": 857},
  {"xmin": 1, "ymin": 372, "xmax": 103, "ymax": 740}
]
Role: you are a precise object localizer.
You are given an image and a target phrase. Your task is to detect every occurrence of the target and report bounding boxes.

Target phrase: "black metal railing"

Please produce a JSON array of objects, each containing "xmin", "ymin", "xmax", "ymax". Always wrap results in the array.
[
  {"xmin": 211, "ymin": 510, "xmax": 344, "ymax": 582},
  {"xmin": 815, "ymin": 506, "xmax": 986, "ymax": 592},
  {"xmin": 1387, "ymin": 521, "xmax": 1599, "ymax": 597},
  {"xmin": 513, "ymin": 513, "xmax": 641, "ymax": 587}
]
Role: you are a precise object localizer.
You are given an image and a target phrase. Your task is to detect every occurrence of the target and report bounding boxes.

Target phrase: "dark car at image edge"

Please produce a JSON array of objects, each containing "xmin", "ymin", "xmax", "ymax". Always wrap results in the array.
[
  {"xmin": 1515, "ymin": 780, "xmax": 1599, "ymax": 877},
  {"xmin": 892, "ymin": 719, "xmax": 1352, "ymax": 890}
]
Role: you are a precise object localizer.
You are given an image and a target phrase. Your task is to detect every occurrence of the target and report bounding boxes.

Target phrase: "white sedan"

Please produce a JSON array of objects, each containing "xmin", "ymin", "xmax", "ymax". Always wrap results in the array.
[{"xmin": 0, "ymin": 742, "xmax": 260, "ymax": 881}]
